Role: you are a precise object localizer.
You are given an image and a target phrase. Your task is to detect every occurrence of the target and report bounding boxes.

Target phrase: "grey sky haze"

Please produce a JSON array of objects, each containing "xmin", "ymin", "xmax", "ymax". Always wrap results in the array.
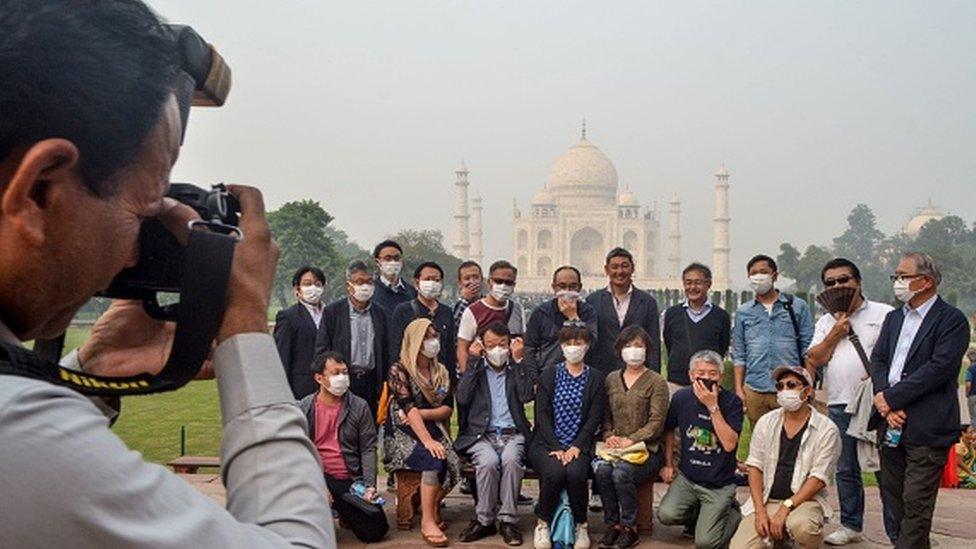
[{"xmin": 151, "ymin": 0, "xmax": 975, "ymax": 287}]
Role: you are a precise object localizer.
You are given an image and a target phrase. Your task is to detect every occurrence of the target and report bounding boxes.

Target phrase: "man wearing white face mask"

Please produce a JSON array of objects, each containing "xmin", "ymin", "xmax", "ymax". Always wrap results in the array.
[
  {"xmin": 732, "ymin": 254, "xmax": 813, "ymax": 426},
  {"xmin": 391, "ymin": 261, "xmax": 458, "ymax": 379},
  {"xmin": 275, "ymin": 266, "xmax": 327, "ymax": 399},
  {"xmin": 455, "ymin": 322, "xmax": 535, "ymax": 545},
  {"xmin": 299, "ymin": 351, "xmax": 389, "ymax": 543},
  {"xmin": 457, "ymin": 260, "xmax": 527, "ymax": 374},
  {"xmin": 371, "ymin": 239, "xmax": 417, "ymax": 318},
  {"xmin": 730, "ymin": 366, "xmax": 840, "ymax": 549},
  {"xmin": 524, "ymin": 266, "xmax": 598, "ymax": 380},
  {"xmin": 316, "ymin": 260, "xmax": 390, "ymax": 418}
]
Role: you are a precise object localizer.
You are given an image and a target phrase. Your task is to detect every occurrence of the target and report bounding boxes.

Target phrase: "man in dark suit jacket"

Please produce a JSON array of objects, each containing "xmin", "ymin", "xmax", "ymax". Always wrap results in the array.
[
  {"xmin": 274, "ymin": 266, "xmax": 326, "ymax": 399},
  {"xmin": 869, "ymin": 252, "xmax": 970, "ymax": 549},
  {"xmin": 315, "ymin": 260, "xmax": 390, "ymax": 417},
  {"xmin": 584, "ymin": 247, "xmax": 661, "ymax": 373}
]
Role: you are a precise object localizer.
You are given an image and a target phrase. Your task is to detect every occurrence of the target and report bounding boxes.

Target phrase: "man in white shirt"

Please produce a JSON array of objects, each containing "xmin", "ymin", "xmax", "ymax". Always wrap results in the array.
[{"xmin": 806, "ymin": 258, "xmax": 892, "ymax": 545}]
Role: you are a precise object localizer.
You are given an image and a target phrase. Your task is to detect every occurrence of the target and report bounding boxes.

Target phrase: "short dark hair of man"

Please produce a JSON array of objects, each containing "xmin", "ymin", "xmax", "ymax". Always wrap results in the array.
[
  {"xmin": 557, "ymin": 323, "xmax": 592, "ymax": 345},
  {"xmin": 372, "ymin": 239, "xmax": 403, "ymax": 259},
  {"xmin": 613, "ymin": 325, "xmax": 653, "ymax": 359},
  {"xmin": 747, "ymin": 254, "xmax": 777, "ymax": 273},
  {"xmin": 414, "ymin": 261, "xmax": 444, "ymax": 280},
  {"xmin": 483, "ymin": 321, "xmax": 511, "ymax": 341},
  {"xmin": 682, "ymin": 262, "xmax": 712, "ymax": 281},
  {"xmin": 311, "ymin": 351, "xmax": 347, "ymax": 375},
  {"xmin": 292, "ymin": 266, "xmax": 326, "ymax": 287},
  {"xmin": 605, "ymin": 247, "xmax": 634, "ymax": 265},
  {"xmin": 457, "ymin": 260, "xmax": 482, "ymax": 280},
  {"xmin": 820, "ymin": 258, "xmax": 861, "ymax": 283},
  {"xmin": 0, "ymin": 0, "xmax": 179, "ymax": 197},
  {"xmin": 552, "ymin": 265, "xmax": 582, "ymax": 284},
  {"xmin": 489, "ymin": 260, "xmax": 518, "ymax": 277}
]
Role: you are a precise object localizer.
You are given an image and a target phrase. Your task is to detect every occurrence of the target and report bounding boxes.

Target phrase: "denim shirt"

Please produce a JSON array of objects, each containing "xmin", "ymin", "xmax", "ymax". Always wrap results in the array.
[{"xmin": 731, "ymin": 293, "xmax": 813, "ymax": 393}]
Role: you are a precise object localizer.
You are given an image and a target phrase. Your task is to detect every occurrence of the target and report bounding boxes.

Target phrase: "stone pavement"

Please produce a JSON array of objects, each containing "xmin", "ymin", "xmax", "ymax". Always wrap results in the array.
[{"xmin": 181, "ymin": 473, "xmax": 976, "ymax": 548}]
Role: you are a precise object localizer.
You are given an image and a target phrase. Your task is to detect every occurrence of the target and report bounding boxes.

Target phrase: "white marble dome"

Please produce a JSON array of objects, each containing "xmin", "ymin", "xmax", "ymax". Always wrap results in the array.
[
  {"xmin": 546, "ymin": 137, "xmax": 619, "ymax": 193},
  {"xmin": 532, "ymin": 187, "xmax": 555, "ymax": 205},
  {"xmin": 902, "ymin": 202, "xmax": 945, "ymax": 238},
  {"xmin": 618, "ymin": 189, "xmax": 638, "ymax": 206}
]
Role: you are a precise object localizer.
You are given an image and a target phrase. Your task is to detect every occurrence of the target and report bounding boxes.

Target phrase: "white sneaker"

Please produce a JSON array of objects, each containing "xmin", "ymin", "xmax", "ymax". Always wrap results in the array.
[
  {"xmin": 588, "ymin": 493, "xmax": 603, "ymax": 512},
  {"xmin": 534, "ymin": 522, "xmax": 552, "ymax": 549},
  {"xmin": 825, "ymin": 526, "xmax": 863, "ymax": 546},
  {"xmin": 574, "ymin": 523, "xmax": 590, "ymax": 549}
]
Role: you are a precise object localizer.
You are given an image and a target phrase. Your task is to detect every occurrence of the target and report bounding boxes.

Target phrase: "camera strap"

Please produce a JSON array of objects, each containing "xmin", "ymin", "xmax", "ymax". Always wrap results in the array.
[{"xmin": 1, "ymin": 229, "xmax": 236, "ymax": 396}]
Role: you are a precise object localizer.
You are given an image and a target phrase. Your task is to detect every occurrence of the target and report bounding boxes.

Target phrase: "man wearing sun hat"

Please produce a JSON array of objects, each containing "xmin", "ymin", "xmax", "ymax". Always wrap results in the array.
[{"xmin": 730, "ymin": 366, "xmax": 841, "ymax": 549}]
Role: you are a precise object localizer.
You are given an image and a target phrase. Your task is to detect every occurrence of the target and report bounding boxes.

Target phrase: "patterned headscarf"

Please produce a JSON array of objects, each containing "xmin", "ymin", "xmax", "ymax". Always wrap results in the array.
[{"xmin": 399, "ymin": 317, "xmax": 451, "ymax": 407}]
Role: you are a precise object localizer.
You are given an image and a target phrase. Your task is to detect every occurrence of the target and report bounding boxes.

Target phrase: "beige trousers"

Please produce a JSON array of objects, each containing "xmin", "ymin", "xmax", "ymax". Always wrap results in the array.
[{"xmin": 729, "ymin": 500, "xmax": 825, "ymax": 549}]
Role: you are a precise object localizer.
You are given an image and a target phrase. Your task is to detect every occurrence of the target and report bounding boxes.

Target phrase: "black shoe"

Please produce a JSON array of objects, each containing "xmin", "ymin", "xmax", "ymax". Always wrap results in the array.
[
  {"xmin": 458, "ymin": 519, "xmax": 496, "ymax": 543},
  {"xmin": 386, "ymin": 475, "xmax": 396, "ymax": 491},
  {"xmin": 598, "ymin": 526, "xmax": 621, "ymax": 549},
  {"xmin": 500, "ymin": 521, "xmax": 523, "ymax": 546},
  {"xmin": 614, "ymin": 528, "xmax": 639, "ymax": 549},
  {"xmin": 517, "ymin": 493, "xmax": 534, "ymax": 506},
  {"xmin": 459, "ymin": 477, "xmax": 474, "ymax": 495}
]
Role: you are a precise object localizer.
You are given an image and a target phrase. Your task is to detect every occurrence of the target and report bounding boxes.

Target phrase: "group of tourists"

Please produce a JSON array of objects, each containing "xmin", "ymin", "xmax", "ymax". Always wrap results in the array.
[{"xmin": 274, "ymin": 241, "xmax": 970, "ymax": 549}]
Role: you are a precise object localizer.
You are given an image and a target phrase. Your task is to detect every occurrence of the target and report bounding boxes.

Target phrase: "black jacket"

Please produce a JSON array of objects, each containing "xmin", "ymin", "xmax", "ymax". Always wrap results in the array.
[
  {"xmin": 523, "ymin": 298, "xmax": 599, "ymax": 381},
  {"xmin": 869, "ymin": 296, "xmax": 970, "ymax": 448},
  {"xmin": 298, "ymin": 391, "xmax": 379, "ymax": 487},
  {"xmin": 454, "ymin": 357, "xmax": 535, "ymax": 452},
  {"xmin": 273, "ymin": 303, "xmax": 321, "ymax": 399},
  {"xmin": 584, "ymin": 287, "xmax": 661, "ymax": 373},
  {"xmin": 314, "ymin": 298, "xmax": 390, "ymax": 403},
  {"xmin": 371, "ymin": 274, "xmax": 416, "ymax": 321},
  {"xmin": 531, "ymin": 364, "xmax": 607, "ymax": 453}
]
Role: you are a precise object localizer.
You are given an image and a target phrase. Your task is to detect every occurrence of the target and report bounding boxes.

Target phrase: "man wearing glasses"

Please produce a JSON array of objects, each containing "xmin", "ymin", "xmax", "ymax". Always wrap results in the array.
[
  {"xmin": 869, "ymin": 252, "xmax": 969, "ymax": 549},
  {"xmin": 456, "ymin": 260, "xmax": 526, "ymax": 374},
  {"xmin": 662, "ymin": 263, "xmax": 732, "ymax": 395},
  {"xmin": 523, "ymin": 265, "xmax": 599, "ymax": 380},
  {"xmin": 371, "ymin": 240, "xmax": 417, "ymax": 319},
  {"xmin": 805, "ymin": 258, "xmax": 893, "ymax": 546}
]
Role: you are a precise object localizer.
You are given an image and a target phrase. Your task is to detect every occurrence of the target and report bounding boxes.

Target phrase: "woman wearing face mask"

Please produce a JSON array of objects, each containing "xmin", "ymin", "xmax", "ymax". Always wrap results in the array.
[
  {"xmin": 383, "ymin": 318, "xmax": 460, "ymax": 547},
  {"xmin": 529, "ymin": 323, "xmax": 607, "ymax": 549},
  {"xmin": 593, "ymin": 326, "xmax": 669, "ymax": 548}
]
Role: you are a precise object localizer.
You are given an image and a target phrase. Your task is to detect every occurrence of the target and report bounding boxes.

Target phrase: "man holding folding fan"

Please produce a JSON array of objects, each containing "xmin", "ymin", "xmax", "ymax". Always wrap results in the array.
[{"xmin": 806, "ymin": 258, "xmax": 893, "ymax": 545}]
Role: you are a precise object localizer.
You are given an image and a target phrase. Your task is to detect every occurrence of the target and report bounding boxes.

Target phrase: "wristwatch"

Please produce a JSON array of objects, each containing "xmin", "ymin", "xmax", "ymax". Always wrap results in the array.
[
  {"xmin": 708, "ymin": 404, "xmax": 720, "ymax": 415},
  {"xmin": 783, "ymin": 498, "xmax": 795, "ymax": 510}
]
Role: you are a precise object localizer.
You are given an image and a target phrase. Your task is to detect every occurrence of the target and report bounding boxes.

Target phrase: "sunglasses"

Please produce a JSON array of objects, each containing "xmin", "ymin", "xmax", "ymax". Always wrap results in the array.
[
  {"xmin": 491, "ymin": 278, "xmax": 516, "ymax": 286},
  {"xmin": 823, "ymin": 275, "xmax": 853, "ymax": 287},
  {"xmin": 775, "ymin": 380, "xmax": 805, "ymax": 391}
]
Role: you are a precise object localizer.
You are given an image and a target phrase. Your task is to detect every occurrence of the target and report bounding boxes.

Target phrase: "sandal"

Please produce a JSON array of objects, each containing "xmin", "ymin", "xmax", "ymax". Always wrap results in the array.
[{"xmin": 422, "ymin": 531, "xmax": 450, "ymax": 547}]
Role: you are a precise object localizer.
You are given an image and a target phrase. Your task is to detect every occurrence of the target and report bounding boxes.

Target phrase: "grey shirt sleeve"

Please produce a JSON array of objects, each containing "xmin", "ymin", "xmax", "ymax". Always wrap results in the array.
[{"xmin": 0, "ymin": 333, "xmax": 334, "ymax": 548}]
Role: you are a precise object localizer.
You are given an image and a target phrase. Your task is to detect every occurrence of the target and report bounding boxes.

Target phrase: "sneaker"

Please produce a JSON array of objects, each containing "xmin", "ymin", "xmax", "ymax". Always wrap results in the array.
[
  {"xmin": 598, "ymin": 526, "xmax": 621, "ymax": 548},
  {"xmin": 574, "ymin": 523, "xmax": 590, "ymax": 549},
  {"xmin": 614, "ymin": 528, "xmax": 639, "ymax": 549},
  {"xmin": 588, "ymin": 493, "xmax": 603, "ymax": 512},
  {"xmin": 825, "ymin": 526, "xmax": 863, "ymax": 546},
  {"xmin": 534, "ymin": 523, "xmax": 552, "ymax": 549},
  {"xmin": 458, "ymin": 519, "xmax": 496, "ymax": 543},
  {"xmin": 459, "ymin": 477, "xmax": 474, "ymax": 495},
  {"xmin": 500, "ymin": 522, "xmax": 524, "ymax": 546},
  {"xmin": 518, "ymin": 493, "xmax": 535, "ymax": 506}
]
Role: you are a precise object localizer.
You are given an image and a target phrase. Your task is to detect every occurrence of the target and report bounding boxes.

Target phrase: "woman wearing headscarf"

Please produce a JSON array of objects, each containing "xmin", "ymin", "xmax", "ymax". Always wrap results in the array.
[{"xmin": 383, "ymin": 317, "xmax": 460, "ymax": 547}]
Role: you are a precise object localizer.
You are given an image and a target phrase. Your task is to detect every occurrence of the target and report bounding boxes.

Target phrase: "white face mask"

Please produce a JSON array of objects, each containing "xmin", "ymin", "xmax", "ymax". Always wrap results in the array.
[
  {"xmin": 749, "ymin": 273, "xmax": 774, "ymax": 295},
  {"xmin": 300, "ymin": 284, "xmax": 324, "ymax": 305},
  {"xmin": 777, "ymin": 389, "xmax": 805, "ymax": 412},
  {"xmin": 351, "ymin": 283, "xmax": 374, "ymax": 302},
  {"xmin": 486, "ymin": 346, "xmax": 510, "ymax": 367},
  {"xmin": 418, "ymin": 280, "xmax": 443, "ymax": 299},
  {"xmin": 556, "ymin": 290, "xmax": 580, "ymax": 302},
  {"xmin": 562, "ymin": 344, "xmax": 586, "ymax": 365},
  {"xmin": 893, "ymin": 278, "xmax": 918, "ymax": 303},
  {"xmin": 380, "ymin": 260, "xmax": 402, "ymax": 279},
  {"xmin": 326, "ymin": 373, "xmax": 350, "ymax": 397},
  {"xmin": 490, "ymin": 283, "xmax": 515, "ymax": 302},
  {"xmin": 621, "ymin": 346, "xmax": 646, "ymax": 365},
  {"xmin": 421, "ymin": 337, "xmax": 441, "ymax": 358}
]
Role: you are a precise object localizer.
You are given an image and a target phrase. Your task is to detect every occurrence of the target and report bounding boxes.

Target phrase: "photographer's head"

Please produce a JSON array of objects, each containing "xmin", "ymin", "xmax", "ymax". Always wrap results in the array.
[{"xmin": 0, "ymin": 0, "xmax": 183, "ymax": 339}]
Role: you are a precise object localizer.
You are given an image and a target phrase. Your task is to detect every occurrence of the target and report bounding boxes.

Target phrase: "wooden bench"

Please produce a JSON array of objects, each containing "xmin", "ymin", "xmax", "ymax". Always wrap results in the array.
[{"xmin": 168, "ymin": 456, "xmax": 221, "ymax": 474}]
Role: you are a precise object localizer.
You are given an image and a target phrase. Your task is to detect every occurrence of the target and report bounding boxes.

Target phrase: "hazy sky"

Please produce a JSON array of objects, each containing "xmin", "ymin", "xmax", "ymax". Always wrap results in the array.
[{"xmin": 151, "ymin": 0, "xmax": 975, "ymax": 287}]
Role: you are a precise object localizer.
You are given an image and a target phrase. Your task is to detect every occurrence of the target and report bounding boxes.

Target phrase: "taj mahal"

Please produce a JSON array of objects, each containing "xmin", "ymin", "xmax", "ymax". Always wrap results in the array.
[{"xmin": 451, "ymin": 123, "xmax": 733, "ymax": 294}]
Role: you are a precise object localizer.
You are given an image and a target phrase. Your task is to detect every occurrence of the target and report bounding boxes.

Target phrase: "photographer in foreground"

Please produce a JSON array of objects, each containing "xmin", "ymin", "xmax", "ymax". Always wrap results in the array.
[{"xmin": 0, "ymin": 1, "xmax": 333, "ymax": 547}]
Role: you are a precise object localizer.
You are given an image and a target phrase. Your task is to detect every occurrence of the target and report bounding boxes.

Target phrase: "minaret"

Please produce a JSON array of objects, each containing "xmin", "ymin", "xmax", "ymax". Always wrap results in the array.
[
  {"xmin": 668, "ymin": 193, "xmax": 682, "ymax": 278},
  {"xmin": 452, "ymin": 161, "xmax": 470, "ymax": 259},
  {"xmin": 712, "ymin": 165, "xmax": 731, "ymax": 290},
  {"xmin": 470, "ymin": 192, "xmax": 484, "ymax": 267}
]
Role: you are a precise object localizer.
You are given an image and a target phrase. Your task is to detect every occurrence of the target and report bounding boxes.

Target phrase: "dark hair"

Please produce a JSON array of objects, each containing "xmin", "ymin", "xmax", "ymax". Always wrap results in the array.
[
  {"xmin": 605, "ymin": 247, "xmax": 634, "ymax": 265},
  {"xmin": 614, "ymin": 325, "xmax": 653, "ymax": 359},
  {"xmin": 372, "ymin": 239, "xmax": 403, "ymax": 259},
  {"xmin": 489, "ymin": 260, "xmax": 518, "ymax": 277},
  {"xmin": 747, "ymin": 254, "xmax": 777, "ymax": 273},
  {"xmin": 682, "ymin": 262, "xmax": 712, "ymax": 281},
  {"xmin": 551, "ymin": 265, "xmax": 581, "ymax": 284},
  {"xmin": 413, "ymin": 261, "xmax": 444, "ymax": 280},
  {"xmin": 311, "ymin": 351, "xmax": 346, "ymax": 375},
  {"xmin": 483, "ymin": 321, "xmax": 511, "ymax": 340},
  {"xmin": 457, "ymin": 260, "xmax": 482, "ymax": 279},
  {"xmin": 292, "ymin": 266, "xmax": 325, "ymax": 287},
  {"xmin": 820, "ymin": 258, "xmax": 861, "ymax": 283},
  {"xmin": 557, "ymin": 323, "xmax": 592, "ymax": 344},
  {"xmin": 0, "ymin": 0, "xmax": 179, "ymax": 197}
]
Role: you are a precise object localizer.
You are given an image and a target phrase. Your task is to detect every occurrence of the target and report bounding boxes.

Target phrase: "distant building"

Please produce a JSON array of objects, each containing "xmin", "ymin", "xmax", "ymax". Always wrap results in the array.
[{"xmin": 902, "ymin": 199, "xmax": 945, "ymax": 238}]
